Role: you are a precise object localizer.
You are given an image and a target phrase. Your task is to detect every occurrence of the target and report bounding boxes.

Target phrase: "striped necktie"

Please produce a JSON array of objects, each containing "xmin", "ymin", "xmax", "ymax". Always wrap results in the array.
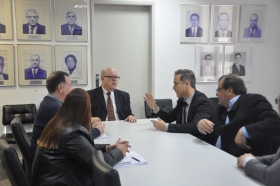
[{"xmin": 107, "ymin": 92, "xmax": 116, "ymax": 121}]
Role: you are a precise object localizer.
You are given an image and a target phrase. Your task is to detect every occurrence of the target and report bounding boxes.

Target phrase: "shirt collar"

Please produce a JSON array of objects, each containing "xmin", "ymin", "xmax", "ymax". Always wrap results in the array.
[
  {"xmin": 227, "ymin": 95, "xmax": 240, "ymax": 111},
  {"xmin": 47, "ymin": 94, "xmax": 63, "ymax": 106},
  {"xmin": 185, "ymin": 91, "xmax": 195, "ymax": 105},
  {"xmin": 102, "ymin": 86, "xmax": 114, "ymax": 96}
]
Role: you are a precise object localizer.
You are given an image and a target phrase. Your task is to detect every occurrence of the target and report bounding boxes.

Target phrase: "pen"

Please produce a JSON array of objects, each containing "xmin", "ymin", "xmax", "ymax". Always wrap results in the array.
[{"xmin": 131, "ymin": 156, "xmax": 140, "ymax": 162}]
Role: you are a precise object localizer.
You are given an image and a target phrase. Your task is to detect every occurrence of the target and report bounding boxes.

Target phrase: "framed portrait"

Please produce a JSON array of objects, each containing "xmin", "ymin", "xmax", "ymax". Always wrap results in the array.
[
  {"xmin": 239, "ymin": 6, "xmax": 267, "ymax": 43},
  {"xmin": 15, "ymin": 0, "xmax": 51, "ymax": 41},
  {"xmin": 195, "ymin": 45, "xmax": 223, "ymax": 82},
  {"xmin": 0, "ymin": 45, "xmax": 15, "ymax": 86},
  {"xmin": 17, "ymin": 45, "xmax": 52, "ymax": 86},
  {"xmin": 180, "ymin": 5, "xmax": 209, "ymax": 43},
  {"xmin": 0, "ymin": 0, "xmax": 13, "ymax": 40},
  {"xmin": 210, "ymin": 5, "xmax": 238, "ymax": 43},
  {"xmin": 224, "ymin": 45, "xmax": 251, "ymax": 81},
  {"xmin": 55, "ymin": 45, "xmax": 87, "ymax": 85},
  {"xmin": 54, "ymin": 0, "xmax": 88, "ymax": 42}
]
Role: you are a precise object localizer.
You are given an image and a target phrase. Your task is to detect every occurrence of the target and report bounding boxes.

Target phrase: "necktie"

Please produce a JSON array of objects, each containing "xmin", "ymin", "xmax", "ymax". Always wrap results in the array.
[
  {"xmin": 70, "ymin": 26, "xmax": 74, "ymax": 35},
  {"xmin": 251, "ymin": 29, "xmax": 254, "ymax": 37},
  {"xmin": 182, "ymin": 101, "xmax": 188, "ymax": 124},
  {"xmin": 33, "ymin": 69, "xmax": 36, "ymax": 78},
  {"xmin": 107, "ymin": 92, "xmax": 116, "ymax": 121},
  {"xmin": 30, "ymin": 26, "xmax": 35, "ymax": 34},
  {"xmin": 192, "ymin": 29, "xmax": 195, "ymax": 37}
]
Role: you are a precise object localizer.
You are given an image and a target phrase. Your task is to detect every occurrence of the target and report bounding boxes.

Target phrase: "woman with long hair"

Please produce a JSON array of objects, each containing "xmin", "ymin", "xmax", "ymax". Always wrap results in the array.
[{"xmin": 32, "ymin": 88, "xmax": 129, "ymax": 186}]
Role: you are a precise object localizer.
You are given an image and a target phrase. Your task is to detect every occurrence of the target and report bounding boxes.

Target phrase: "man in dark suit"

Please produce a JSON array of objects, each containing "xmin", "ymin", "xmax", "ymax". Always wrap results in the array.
[
  {"xmin": 231, "ymin": 53, "xmax": 245, "ymax": 76},
  {"xmin": 87, "ymin": 67, "xmax": 136, "ymax": 123},
  {"xmin": 61, "ymin": 11, "xmax": 82, "ymax": 35},
  {"xmin": 215, "ymin": 12, "xmax": 232, "ymax": 37},
  {"xmin": 0, "ymin": 23, "xmax": 6, "ymax": 33},
  {"xmin": 144, "ymin": 69, "xmax": 218, "ymax": 146},
  {"xmin": 200, "ymin": 54, "xmax": 216, "ymax": 77},
  {"xmin": 185, "ymin": 13, "xmax": 203, "ymax": 37},
  {"xmin": 0, "ymin": 56, "xmax": 8, "ymax": 80},
  {"xmin": 24, "ymin": 54, "xmax": 47, "ymax": 80},
  {"xmin": 244, "ymin": 13, "xmax": 261, "ymax": 38},
  {"xmin": 213, "ymin": 74, "xmax": 280, "ymax": 157},
  {"xmin": 22, "ymin": 9, "xmax": 45, "ymax": 34}
]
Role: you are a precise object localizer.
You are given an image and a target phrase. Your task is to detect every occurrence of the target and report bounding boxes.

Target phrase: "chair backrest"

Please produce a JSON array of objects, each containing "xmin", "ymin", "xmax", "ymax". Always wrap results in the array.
[
  {"xmin": 144, "ymin": 99, "xmax": 173, "ymax": 118},
  {"xmin": 0, "ymin": 139, "xmax": 30, "ymax": 186},
  {"xmin": 209, "ymin": 97, "xmax": 219, "ymax": 108},
  {"xmin": 92, "ymin": 150, "xmax": 121, "ymax": 186},
  {"xmin": 11, "ymin": 117, "xmax": 33, "ymax": 182}
]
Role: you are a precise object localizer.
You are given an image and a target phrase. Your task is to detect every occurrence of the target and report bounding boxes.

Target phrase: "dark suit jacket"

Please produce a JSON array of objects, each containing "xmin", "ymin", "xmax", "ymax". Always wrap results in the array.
[
  {"xmin": 244, "ymin": 27, "xmax": 261, "ymax": 38},
  {"xmin": 22, "ymin": 23, "xmax": 45, "ymax": 34},
  {"xmin": 87, "ymin": 86, "xmax": 133, "ymax": 121},
  {"xmin": 25, "ymin": 68, "xmax": 47, "ymax": 80},
  {"xmin": 244, "ymin": 147, "xmax": 280, "ymax": 186},
  {"xmin": 0, "ymin": 23, "xmax": 6, "ymax": 33},
  {"xmin": 61, "ymin": 24, "xmax": 82, "ymax": 35},
  {"xmin": 217, "ymin": 94, "xmax": 280, "ymax": 157},
  {"xmin": 185, "ymin": 27, "xmax": 203, "ymax": 37},
  {"xmin": 231, "ymin": 64, "xmax": 245, "ymax": 76},
  {"xmin": 1, "ymin": 73, "xmax": 8, "ymax": 80},
  {"xmin": 153, "ymin": 90, "xmax": 218, "ymax": 146},
  {"xmin": 215, "ymin": 30, "xmax": 232, "ymax": 37}
]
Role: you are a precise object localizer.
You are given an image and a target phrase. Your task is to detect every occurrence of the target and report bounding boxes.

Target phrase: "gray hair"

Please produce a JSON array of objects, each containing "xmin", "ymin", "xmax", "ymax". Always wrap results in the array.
[
  {"xmin": 101, "ymin": 66, "xmax": 116, "ymax": 77},
  {"xmin": 250, "ymin": 13, "xmax": 258, "ymax": 20},
  {"xmin": 174, "ymin": 69, "xmax": 196, "ymax": 89},
  {"xmin": 0, "ymin": 56, "xmax": 4, "ymax": 64},
  {"xmin": 30, "ymin": 54, "xmax": 40, "ymax": 61},
  {"xmin": 66, "ymin": 10, "xmax": 76, "ymax": 16},
  {"xmin": 26, "ymin": 9, "xmax": 39, "ymax": 17}
]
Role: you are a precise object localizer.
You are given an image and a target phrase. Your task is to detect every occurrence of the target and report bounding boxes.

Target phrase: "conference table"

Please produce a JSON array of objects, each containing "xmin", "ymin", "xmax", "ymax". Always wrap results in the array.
[{"xmin": 94, "ymin": 119, "xmax": 263, "ymax": 186}]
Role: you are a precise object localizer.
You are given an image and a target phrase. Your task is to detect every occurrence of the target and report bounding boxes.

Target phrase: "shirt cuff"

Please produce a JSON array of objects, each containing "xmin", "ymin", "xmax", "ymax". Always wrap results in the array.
[
  {"xmin": 242, "ymin": 127, "xmax": 250, "ymax": 138},
  {"xmin": 243, "ymin": 157, "xmax": 255, "ymax": 167},
  {"xmin": 152, "ymin": 106, "xmax": 160, "ymax": 114},
  {"xmin": 165, "ymin": 123, "xmax": 169, "ymax": 131}
]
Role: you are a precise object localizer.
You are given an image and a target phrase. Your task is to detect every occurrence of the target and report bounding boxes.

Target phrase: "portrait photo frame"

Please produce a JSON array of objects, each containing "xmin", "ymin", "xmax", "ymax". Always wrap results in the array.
[
  {"xmin": 17, "ymin": 45, "xmax": 52, "ymax": 86},
  {"xmin": 15, "ymin": 0, "xmax": 51, "ymax": 41},
  {"xmin": 195, "ymin": 45, "xmax": 223, "ymax": 82},
  {"xmin": 224, "ymin": 45, "xmax": 251, "ymax": 81},
  {"xmin": 210, "ymin": 5, "xmax": 238, "ymax": 43},
  {"xmin": 180, "ymin": 5, "xmax": 209, "ymax": 43},
  {"xmin": 239, "ymin": 6, "xmax": 267, "ymax": 43},
  {"xmin": 54, "ymin": 0, "xmax": 88, "ymax": 42},
  {"xmin": 0, "ymin": 0, "xmax": 13, "ymax": 40},
  {"xmin": 0, "ymin": 45, "xmax": 15, "ymax": 86},
  {"xmin": 55, "ymin": 45, "xmax": 87, "ymax": 85}
]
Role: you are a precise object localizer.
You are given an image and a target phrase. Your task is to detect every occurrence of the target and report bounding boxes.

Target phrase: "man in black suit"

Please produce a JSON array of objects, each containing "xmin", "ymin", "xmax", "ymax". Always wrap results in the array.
[
  {"xmin": 213, "ymin": 74, "xmax": 280, "ymax": 157},
  {"xmin": 231, "ymin": 53, "xmax": 245, "ymax": 76},
  {"xmin": 185, "ymin": 13, "xmax": 203, "ymax": 37},
  {"xmin": 0, "ymin": 23, "xmax": 6, "ymax": 33},
  {"xmin": 61, "ymin": 10, "xmax": 82, "ymax": 35},
  {"xmin": 22, "ymin": 9, "xmax": 45, "ymax": 34},
  {"xmin": 215, "ymin": 12, "xmax": 232, "ymax": 37},
  {"xmin": 87, "ymin": 67, "xmax": 136, "ymax": 123},
  {"xmin": 144, "ymin": 69, "xmax": 218, "ymax": 145},
  {"xmin": 0, "ymin": 56, "xmax": 8, "ymax": 80},
  {"xmin": 24, "ymin": 54, "xmax": 47, "ymax": 80}
]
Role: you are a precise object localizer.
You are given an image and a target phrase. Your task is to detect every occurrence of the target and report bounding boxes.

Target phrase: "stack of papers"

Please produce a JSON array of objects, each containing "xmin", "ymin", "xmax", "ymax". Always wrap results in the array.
[{"xmin": 114, "ymin": 151, "xmax": 147, "ymax": 168}]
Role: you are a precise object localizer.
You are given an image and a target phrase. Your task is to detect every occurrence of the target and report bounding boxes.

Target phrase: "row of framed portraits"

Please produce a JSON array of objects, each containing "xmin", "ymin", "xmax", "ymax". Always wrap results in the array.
[
  {"xmin": 195, "ymin": 45, "xmax": 251, "ymax": 82},
  {"xmin": 0, "ymin": 45, "xmax": 87, "ymax": 86},
  {"xmin": 180, "ymin": 5, "xmax": 267, "ymax": 43},
  {"xmin": 0, "ymin": 0, "xmax": 87, "ymax": 41}
]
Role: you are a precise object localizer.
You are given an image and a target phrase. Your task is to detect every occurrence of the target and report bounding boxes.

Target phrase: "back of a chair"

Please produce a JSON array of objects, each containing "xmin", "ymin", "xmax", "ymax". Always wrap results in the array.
[
  {"xmin": 92, "ymin": 150, "xmax": 121, "ymax": 186},
  {"xmin": 144, "ymin": 99, "xmax": 173, "ymax": 118},
  {"xmin": 0, "ymin": 139, "xmax": 30, "ymax": 186},
  {"xmin": 11, "ymin": 117, "xmax": 33, "ymax": 182}
]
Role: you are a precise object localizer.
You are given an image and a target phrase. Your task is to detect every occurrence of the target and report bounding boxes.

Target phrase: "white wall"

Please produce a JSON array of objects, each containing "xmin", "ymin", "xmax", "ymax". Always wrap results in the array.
[{"xmin": 1, "ymin": 0, "xmax": 280, "ymax": 135}]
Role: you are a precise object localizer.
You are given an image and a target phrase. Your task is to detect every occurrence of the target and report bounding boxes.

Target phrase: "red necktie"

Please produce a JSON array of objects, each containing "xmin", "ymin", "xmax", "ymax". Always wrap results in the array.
[{"xmin": 107, "ymin": 92, "xmax": 116, "ymax": 121}]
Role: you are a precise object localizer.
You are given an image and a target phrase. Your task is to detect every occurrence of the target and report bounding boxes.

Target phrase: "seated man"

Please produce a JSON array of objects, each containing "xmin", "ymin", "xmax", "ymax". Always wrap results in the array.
[
  {"xmin": 144, "ymin": 69, "xmax": 218, "ymax": 145},
  {"xmin": 87, "ymin": 67, "xmax": 136, "ymax": 123}
]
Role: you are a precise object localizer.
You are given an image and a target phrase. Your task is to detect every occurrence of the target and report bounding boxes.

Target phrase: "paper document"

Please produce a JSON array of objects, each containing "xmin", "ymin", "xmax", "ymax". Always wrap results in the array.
[
  {"xmin": 114, "ymin": 151, "xmax": 147, "ymax": 168},
  {"xmin": 96, "ymin": 133, "xmax": 107, "ymax": 139}
]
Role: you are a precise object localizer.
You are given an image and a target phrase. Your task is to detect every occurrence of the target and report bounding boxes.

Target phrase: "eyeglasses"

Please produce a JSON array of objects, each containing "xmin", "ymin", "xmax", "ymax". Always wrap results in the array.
[
  {"xmin": 216, "ymin": 88, "xmax": 224, "ymax": 92},
  {"xmin": 26, "ymin": 16, "xmax": 38, "ymax": 19},
  {"xmin": 275, "ymin": 98, "xmax": 280, "ymax": 104},
  {"xmin": 104, "ymin": 76, "xmax": 120, "ymax": 80}
]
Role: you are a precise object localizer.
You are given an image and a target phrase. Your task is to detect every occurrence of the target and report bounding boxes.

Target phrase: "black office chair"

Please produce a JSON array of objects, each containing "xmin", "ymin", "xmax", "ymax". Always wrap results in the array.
[
  {"xmin": 144, "ymin": 99, "xmax": 173, "ymax": 118},
  {"xmin": 0, "ymin": 139, "xmax": 30, "ymax": 186},
  {"xmin": 2, "ymin": 104, "xmax": 36, "ymax": 144},
  {"xmin": 11, "ymin": 117, "xmax": 33, "ymax": 182},
  {"xmin": 209, "ymin": 97, "xmax": 219, "ymax": 108},
  {"xmin": 92, "ymin": 150, "xmax": 121, "ymax": 186}
]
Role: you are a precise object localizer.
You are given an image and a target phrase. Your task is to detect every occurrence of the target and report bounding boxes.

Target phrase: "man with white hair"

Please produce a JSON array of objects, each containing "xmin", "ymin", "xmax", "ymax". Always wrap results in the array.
[
  {"xmin": 61, "ymin": 10, "xmax": 82, "ymax": 35},
  {"xmin": 23, "ymin": 9, "xmax": 45, "ymax": 34}
]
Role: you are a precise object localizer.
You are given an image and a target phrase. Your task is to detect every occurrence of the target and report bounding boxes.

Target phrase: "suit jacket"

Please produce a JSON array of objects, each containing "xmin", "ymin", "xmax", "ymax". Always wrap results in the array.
[
  {"xmin": 61, "ymin": 24, "xmax": 82, "ymax": 35},
  {"xmin": 200, "ymin": 65, "xmax": 216, "ymax": 77},
  {"xmin": 231, "ymin": 64, "xmax": 245, "ymax": 76},
  {"xmin": 244, "ymin": 27, "xmax": 261, "ymax": 38},
  {"xmin": 24, "ymin": 67, "xmax": 47, "ymax": 80},
  {"xmin": 0, "ymin": 23, "xmax": 6, "ymax": 33},
  {"xmin": 87, "ymin": 86, "xmax": 133, "ymax": 121},
  {"xmin": 22, "ymin": 23, "xmax": 45, "ymax": 34},
  {"xmin": 1, "ymin": 73, "xmax": 8, "ymax": 80},
  {"xmin": 153, "ymin": 90, "xmax": 218, "ymax": 145},
  {"xmin": 215, "ymin": 30, "xmax": 232, "ymax": 37},
  {"xmin": 185, "ymin": 27, "xmax": 203, "ymax": 37},
  {"xmin": 217, "ymin": 94, "xmax": 280, "ymax": 157},
  {"xmin": 244, "ymin": 147, "xmax": 280, "ymax": 186}
]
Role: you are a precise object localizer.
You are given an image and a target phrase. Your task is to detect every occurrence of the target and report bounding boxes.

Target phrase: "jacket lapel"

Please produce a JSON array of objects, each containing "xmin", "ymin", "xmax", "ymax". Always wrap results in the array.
[
  {"xmin": 114, "ymin": 90, "xmax": 122, "ymax": 115},
  {"xmin": 96, "ymin": 87, "xmax": 106, "ymax": 110}
]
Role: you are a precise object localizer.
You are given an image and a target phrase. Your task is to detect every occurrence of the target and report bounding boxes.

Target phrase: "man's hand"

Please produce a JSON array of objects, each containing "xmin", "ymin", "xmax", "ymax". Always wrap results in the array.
[
  {"xmin": 235, "ymin": 128, "xmax": 251, "ymax": 150},
  {"xmin": 124, "ymin": 115, "xmax": 137, "ymax": 123},
  {"xmin": 92, "ymin": 122, "xmax": 105, "ymax": 135},
  {"xmin": 143, "ymin": 93, "xmax": 158, "ymax": 110},
  {"xmin": 237, "ymin": 153, "xmax": 256, "ymax": 169},
  {"xmin": 91, "ymin": 117, "xmax": 101, "ymax": 123},
  {"xmin": 197, "ymin": 119, "xmax": 214, "ymax": 135},
  {"xmin": 151, "ymin": 117, "xmax": 166, "ymax": 131},
  {"xmin": 113, "ymin": 138, "xmax": 131, "ymax": 156}
]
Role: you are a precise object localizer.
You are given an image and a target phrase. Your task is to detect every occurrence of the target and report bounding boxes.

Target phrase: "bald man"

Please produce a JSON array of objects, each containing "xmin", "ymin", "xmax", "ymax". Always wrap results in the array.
[
  {"xmin": 244, "ymin": 13, "xmax": 261, "ymax": 38},
  {"xmin": 24, "ymin": 54, "xmax": 47, "ymax": 79}
]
